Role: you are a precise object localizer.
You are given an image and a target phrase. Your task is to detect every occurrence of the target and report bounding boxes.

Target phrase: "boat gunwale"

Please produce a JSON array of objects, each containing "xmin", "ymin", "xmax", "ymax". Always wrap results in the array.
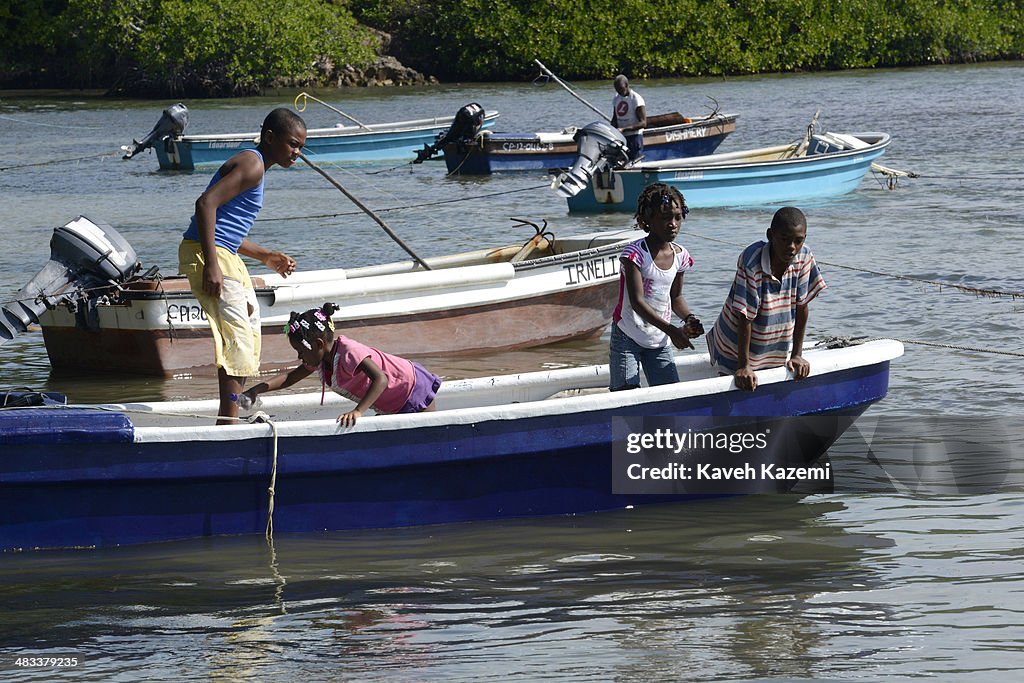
[
  {"xmin": 478, "ymin": 113, "xmax": 739, "ymax": 146},
  {"xmin": 630, "ymin": 132, "xmax": 891, "ymax": 174},
  {"xmin": 103, "ymin": 339, "xmax": 904, "ymax": 443},
  {"xmin": 174, "ymin": 111, "xmax": 501, "ymax": 144},
  {"xmin": 109, "ymin": 235, "xmax": 634, "ymax": 302}
]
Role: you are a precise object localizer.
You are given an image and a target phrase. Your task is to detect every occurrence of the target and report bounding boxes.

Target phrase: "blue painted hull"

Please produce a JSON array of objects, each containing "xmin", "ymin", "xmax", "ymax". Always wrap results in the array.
[
  {"xmin": 444, "ymin": 114, "xmax": 738, "ymax": 175},
  {"xmin": 154, "ymin": 112, "xmax": 499, "ymax": 170},
  {"xmin": 445, "ymin": 130, "xmax": 729, "ymax": 174},
  {"xmin": 566, "ymin": 132, "xmax": 891, "ymax": 212},
  {"xmin": 0, "ymin": 347, "xmax": 896, "ymax": 551}
]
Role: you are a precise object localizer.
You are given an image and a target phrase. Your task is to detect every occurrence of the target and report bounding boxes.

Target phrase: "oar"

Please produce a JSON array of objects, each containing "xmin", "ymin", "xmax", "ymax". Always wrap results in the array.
[
  {"xmin": 533, "ymin": 59, "xmax": 611, "ymax": 123},
  {"xmin": 298, "ymin": 152, "xmax": 431, "ymax": 270},
  {"xmin": 294, "ymin": 92, "xmax": 372, "ymax": 131}
]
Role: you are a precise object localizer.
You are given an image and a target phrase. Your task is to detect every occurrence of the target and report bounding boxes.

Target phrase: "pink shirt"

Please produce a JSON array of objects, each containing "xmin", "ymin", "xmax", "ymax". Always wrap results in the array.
[{"xmin": 320, "ymin": 337, "xmax": 416, "ymax": 414}]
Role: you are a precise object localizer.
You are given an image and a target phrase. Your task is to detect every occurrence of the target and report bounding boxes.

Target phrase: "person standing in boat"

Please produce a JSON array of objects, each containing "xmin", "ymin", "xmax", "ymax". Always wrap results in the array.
[
  {"xmin": 611, "ymin": 74, "xmax": 647, "ymax": 161},
  {"xmin": 239, "ymin": 303, "xmax": 442, "ymax": 425},
  {"xmin": 705, "ymin": 207, "xmax": 827, "ymax": 391},
  {"xmin": 610, "ymin": 183, "xmax": 704, "ymax": 391},
  {"xmin": 178, "ymin": 108, "xmax": 307, "ymax": 424}
]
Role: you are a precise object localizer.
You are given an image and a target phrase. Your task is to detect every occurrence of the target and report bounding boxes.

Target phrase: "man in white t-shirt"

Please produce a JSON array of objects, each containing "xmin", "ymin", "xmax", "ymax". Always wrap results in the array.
[{"xmin": 611, "ymin": 74, "xmax": 647, "ymax": 160}]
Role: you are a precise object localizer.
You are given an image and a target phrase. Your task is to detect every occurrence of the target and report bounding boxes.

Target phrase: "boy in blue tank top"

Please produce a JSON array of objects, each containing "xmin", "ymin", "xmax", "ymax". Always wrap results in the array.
[{"xmin": 178, "ymin": 108, "xmax": 307, "ymax": 424}]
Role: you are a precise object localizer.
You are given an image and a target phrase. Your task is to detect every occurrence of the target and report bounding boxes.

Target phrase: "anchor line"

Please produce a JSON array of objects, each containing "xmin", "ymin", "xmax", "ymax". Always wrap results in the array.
[
  {"xmin": 294, "ymin": 150, "xmax": 406, "ymax": 204},
  {"xmin": 817, "ymin": 335, "xmax": 1024, "ymax": 358},
  {"xmin": 911, "ymin": 174, "xmax": 1024, "ymax": 181},
  {"xmin": 0, "ymin": 114, "xmax": 110, "ymax": 130},
  {"xmin": 0, "ymin": 149, "xmax": 121, "ymax": 172},
  {"xmin": 682, "ymin": 231, "xmax": 1024, "ymax": 299},
  {"xmin": 246, "ymin": 412, "xmax": 281, "ymax": 541},
  {"xmin": 365, "ymin": 161, "xmax": 415, "ymax": 175},
  {"xmin": 256, "ymin": 184, "xmax": 551, "ymax": 223}
]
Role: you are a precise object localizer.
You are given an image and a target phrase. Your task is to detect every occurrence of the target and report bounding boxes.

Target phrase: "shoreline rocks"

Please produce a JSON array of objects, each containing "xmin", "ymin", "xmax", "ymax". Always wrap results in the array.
[{"xmin": 323, "ymin": 55, "xmax": 438, "ymax": 88}]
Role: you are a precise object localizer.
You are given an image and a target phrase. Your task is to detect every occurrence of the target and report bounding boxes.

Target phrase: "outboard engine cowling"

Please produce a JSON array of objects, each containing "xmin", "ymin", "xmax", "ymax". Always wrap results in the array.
[
  {"xmin": 0, "ymin": 216, "xmax": 139, "ymax": 344},
  {"xmin": 122, "ymin": 103, "xmax": 189, "ymax": 159},
  {"xmin": 414, "ymin": 102, "xmax": 486, "ymax": 163},
  {"xmin": 551, "ymin": 121, "xmax": 629, "ymax": 198}
]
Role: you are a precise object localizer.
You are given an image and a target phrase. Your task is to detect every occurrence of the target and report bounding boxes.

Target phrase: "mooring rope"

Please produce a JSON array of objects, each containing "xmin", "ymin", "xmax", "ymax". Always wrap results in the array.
[
  {"xmin": 911, "ymin": 174, "xmax": 1024, "ymax": 181},
  {"xmin": 817, "ymin": 335, "xmax": 1024, "ymax": 358},
  {"xmin": 245, "ymin": 411, "xmax": 281, "ymax": 541},
  {"xmin": 683, "ymin": 230, "xmax": 1024, "ymax": 299},
  {"xmin": 257, "ymin": 183, "xmax": 550, "ymax": 223},
  {"xmin": 0, "ymin": 114, "xmax": 109, "ymax": 130},
  {"xmin": 295, "ymin": 150, "xmax": 406, "ymax": 204},
  {"xmin": 0, "ymin": 149, "xmax": 121, "ymax": 172}
]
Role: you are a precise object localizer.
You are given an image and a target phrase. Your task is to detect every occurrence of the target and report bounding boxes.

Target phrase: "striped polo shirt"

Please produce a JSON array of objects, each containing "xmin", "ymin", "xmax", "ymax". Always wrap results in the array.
[{"xmin": 706, "ymin": 240, "xmax": 826, "ymax": 373}]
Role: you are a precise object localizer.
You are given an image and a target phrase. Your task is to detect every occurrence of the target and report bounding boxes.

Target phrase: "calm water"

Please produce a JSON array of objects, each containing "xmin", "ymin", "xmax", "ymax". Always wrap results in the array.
[{"xmin": 1, "ymin": 63, "xmax": 1023, "ymax": 680}]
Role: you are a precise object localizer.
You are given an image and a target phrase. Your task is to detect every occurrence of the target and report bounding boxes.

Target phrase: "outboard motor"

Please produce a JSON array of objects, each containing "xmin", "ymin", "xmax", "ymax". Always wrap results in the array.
[
  {"xmin": 551, "ymin": 121, "xmax": 629, "ymax": 198},
  {"xmin": 121, "ymin": 103, "xmax": 189, "ymax": 159},
  {"xmin": 413, "ymin": 102, "xmax": 486, "ymax": 163},
  {"xmin": 0, "ymin": 216, "xmax": 139, "ymax": 344}
]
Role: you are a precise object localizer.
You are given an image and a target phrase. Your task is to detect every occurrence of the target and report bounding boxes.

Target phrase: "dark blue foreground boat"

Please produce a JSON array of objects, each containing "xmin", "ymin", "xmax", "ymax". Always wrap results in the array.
[{"xmin": 0, "ymin": 340, "xmax": 902, "ymax": 551}]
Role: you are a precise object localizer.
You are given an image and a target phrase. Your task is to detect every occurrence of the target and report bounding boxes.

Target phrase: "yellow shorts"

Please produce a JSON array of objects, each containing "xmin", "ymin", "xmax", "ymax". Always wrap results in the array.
[{"xmin": 178, "ymin": 239, "xmax": 261, "ymax": 377}]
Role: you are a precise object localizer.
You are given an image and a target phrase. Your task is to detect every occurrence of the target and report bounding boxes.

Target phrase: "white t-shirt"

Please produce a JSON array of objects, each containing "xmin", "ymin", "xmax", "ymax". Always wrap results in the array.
[
  {"xmin": 613, "ymin": 238, "xmax": 694, "ymax": 348},
  {"xmin": 612, "ymin": 90, "xmax": 646, "ymax": 129}
]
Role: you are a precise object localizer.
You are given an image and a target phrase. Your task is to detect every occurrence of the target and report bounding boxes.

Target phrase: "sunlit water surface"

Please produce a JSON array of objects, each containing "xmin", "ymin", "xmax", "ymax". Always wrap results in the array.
[{"xmin": 1, "ymin": 63, "xmax": 1022, "ymax": 680}]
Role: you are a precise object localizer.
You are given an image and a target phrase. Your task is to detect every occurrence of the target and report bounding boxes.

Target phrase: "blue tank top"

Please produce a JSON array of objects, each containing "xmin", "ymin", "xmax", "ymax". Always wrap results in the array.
[{"xmin": 183, "ymin": 149, "xmax": 265, "ymax": 253}]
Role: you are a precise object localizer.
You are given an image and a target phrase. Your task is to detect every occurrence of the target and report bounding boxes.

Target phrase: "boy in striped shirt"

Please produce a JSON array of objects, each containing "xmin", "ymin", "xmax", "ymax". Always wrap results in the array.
[{"xmin": 706, "ymin": 207, "xmax": 826, "ymax": 391}]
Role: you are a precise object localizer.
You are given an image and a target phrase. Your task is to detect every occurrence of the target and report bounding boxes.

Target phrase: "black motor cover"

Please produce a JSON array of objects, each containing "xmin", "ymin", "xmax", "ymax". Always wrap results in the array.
[{"xmin": 414, "ymin": 103, "xmax": 486, "ymax": 163}]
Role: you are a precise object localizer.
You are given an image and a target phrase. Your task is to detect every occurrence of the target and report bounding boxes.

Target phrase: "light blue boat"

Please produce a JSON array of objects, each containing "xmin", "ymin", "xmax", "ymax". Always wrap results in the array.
[
  {"xmin": 563, "ymin": 131, "xmax": 891, "ymax": 212},
  {"xmin": 148, "ymin": 109, "xmax": 500, "ymax": 170}
]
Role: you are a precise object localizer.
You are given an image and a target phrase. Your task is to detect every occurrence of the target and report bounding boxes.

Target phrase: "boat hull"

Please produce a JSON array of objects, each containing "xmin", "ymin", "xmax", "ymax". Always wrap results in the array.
[
  {"xmin": 444, "ymin": 114, "xmax": 737, "ymax": 174},
  {"xmin": 154, "ymin": 112, "xmax": 500, "ymax": 170},
  {"xmin": 37, "ymin": 232, "xmax": 629, "ymax": 377},
  {"xmin": 0, "ymin": 341, "xmax": 901, "ymax": 551},
  {"xmin": 566, "ymin": 132, "xmax": 891, "ymax": 212}
]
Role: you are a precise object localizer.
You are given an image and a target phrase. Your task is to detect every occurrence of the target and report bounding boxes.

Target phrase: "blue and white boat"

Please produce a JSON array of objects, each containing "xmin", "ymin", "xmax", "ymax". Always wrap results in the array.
[
  {"xmin": 0, "ymin": 339, "xmax": 903, "ymax": 551},
  {"xmin": 442, "ymin": 113, "xmax": 738, "ymax": 175},
  {"xmin": 126, "ymin": 105, "xmax": 500, "ymax": 171},
  {"xmin": 561, "ymin": 131, "xmax": 891, "ymax": 212}
]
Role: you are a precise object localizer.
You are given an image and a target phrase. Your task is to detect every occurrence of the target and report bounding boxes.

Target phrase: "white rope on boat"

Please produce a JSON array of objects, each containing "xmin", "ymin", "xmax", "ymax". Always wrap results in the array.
[{"xmin": 246, "ymin": 411, "xmax": 281, "ymax": 541}]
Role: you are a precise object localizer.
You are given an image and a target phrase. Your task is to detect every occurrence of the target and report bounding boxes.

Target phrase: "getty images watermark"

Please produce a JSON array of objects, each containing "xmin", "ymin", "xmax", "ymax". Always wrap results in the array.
[{"xmin": 612, "ymin": 415, "xmax": 1024, "ymax": 495}]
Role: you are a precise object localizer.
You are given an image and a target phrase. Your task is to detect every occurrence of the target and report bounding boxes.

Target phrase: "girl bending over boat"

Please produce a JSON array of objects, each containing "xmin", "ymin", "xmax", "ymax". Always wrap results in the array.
[{"xmin": 240, "ymin": 303, "xmax": 441, "ymax": 425}]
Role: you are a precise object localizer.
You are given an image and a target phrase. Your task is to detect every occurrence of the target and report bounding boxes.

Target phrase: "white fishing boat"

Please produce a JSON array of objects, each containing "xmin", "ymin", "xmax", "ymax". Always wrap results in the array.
[{"xmin": 1, "ymin": 216, "xmax": 630, "ymax": 376}]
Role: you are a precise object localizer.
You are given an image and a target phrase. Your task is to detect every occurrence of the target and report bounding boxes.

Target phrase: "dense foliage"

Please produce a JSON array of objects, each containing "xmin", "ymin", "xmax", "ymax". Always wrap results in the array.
[
  {"xmin": 1, "ymin": 0, "xmax": 376, "ymax": 95},
  {"xmin": 1, "ymin": 0, "xmax": 1022, "ymax": 94},
  {"xmin": 350, "ymin": 0, "xmax": 1024, "ymax": 80}
]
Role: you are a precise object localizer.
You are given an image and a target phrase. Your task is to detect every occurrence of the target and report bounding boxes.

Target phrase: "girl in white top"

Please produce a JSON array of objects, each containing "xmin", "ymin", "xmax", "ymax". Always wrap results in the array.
[{"xmin": 610, "ymin": 183, "xmax": 704, "ymax": 390}]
